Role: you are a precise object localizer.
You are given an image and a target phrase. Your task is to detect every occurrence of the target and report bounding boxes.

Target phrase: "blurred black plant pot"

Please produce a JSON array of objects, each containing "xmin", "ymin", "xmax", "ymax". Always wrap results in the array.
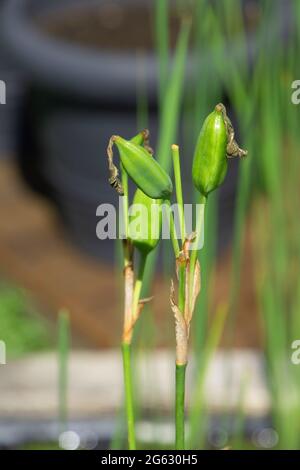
[
  {"xmin": 1, "ymin": 0, "xmax": 161, "ymax": 261},
  {"xmin": 1, "ymin": 0, "xmax": 259, "ymax": 260}
]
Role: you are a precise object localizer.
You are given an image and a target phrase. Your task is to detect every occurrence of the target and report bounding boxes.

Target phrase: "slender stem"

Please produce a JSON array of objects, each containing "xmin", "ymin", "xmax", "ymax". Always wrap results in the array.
[
  {"xmin": 174, "ymin": 194, "xmax": 206, "ymax": 450},
  {"xmin": 165, "ymin": 199, "xmax": 180, "ymax": 257},
  {"xmin": 155, "ymin": 0, "xmax": 169, "ymax": 108},
  {"xmin": 171, "ymin": 144, "xmax": 189, "ymax": 451},
  {"xmin": 176, "ymin": 363, "xmax": 187, "ymax": 449},
  {"xmin": 172, "ymin": 144, "xmax": 185, "ymax": 242},
  {"xmin": 157, "ymin": 19, "xmax": 191, "ymax": 170},
  {"xmin": 122, "ymin": 235, "xmax": 135, "ymax": 448},
  {"xmin": 132, "ymin": 252, "xmax": 148, "ymax": 318},
  {"xmin": 122, "ymin": 342, "xmax": 136, "ymax": 450},
  {"xmin": 190, "ymin": 194, "xmax": 207, "ymax": 275},
  {"xmin": 175, "ymin": 259, "xmax": 186, "ymax": 450},
  {"xmin": 175, "ymin": 252, "xmax": 186, "ymax": 450},
  {"xmin": 122, "ymin": 249, "xmax": 146, "ymax": 450},
  {"xmin": 121, "ymin": 163, "xmax": 129, "ymax": 239},
  {"xmin": 136, "ymin": 51, "xmax": 149, "ymax": 130},
  {"xmin": 58, "ymin": 309, "xmax": 70, "ymax": 433}
]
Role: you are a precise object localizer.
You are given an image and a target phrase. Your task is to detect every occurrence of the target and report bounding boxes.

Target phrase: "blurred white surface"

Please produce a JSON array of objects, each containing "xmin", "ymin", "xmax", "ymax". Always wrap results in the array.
[{"xmin": 0, "ymin": 349, "xmax": 270, "ymax": 418}]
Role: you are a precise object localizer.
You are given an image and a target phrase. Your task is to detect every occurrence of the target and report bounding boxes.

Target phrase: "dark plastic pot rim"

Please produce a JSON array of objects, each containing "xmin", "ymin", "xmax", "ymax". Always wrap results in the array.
[
  {"xmin": 0, "ymin": 415, "xmax": 271, "ymax": 449},
  {"xmin": 0, "ymin": 417, "xmax": 115, "ymax": 449},
  {"xmin": 1, "ymin": 0, "xmax": 158, "ymax": 103},
  {"xmin": 0, "ymin": 0, "xmax": 269, "ymax": 104}
]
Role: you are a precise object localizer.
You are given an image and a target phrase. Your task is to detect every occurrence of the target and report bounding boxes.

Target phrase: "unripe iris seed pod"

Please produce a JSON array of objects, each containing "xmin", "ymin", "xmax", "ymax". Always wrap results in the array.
[
  {"xmin": 130, "ymin": 129, "xmax": 149, "ymax": 147},
  {"xmin": 129, "ymin": 189, "xmax": 162, "ymax": 255},
  {"xmin": 192, "ymin": 104, "xmax": 228, "ymax": 197},
  {"xmin": 113, "ymin": 136, "xmax": 173, "ymax": 200}
]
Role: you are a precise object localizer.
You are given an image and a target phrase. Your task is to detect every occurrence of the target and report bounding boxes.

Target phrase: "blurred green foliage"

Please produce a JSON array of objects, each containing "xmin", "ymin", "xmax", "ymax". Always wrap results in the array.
[
  {"xmin": 113, "ymin": 0, "xmax": 300, "ymax": 450},
  {"xmin": 0, "ymin": 284, "xmax": 53, "ymax": 359}
]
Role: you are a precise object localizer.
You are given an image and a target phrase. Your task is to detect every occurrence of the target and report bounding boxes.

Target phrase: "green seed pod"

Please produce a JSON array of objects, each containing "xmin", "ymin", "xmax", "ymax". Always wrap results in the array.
[
  {"xmin": 113, "ymin": 136, "xmax": 173, "ymax": 199},
  {"xmin": 128, "ymin": 188, "xmax": 162, "ymax": 255},
  {"xmin": 192, "ymin": 104, "xmax": 228, "ymax": 197},
  {"xmin": 130, "ymin": 129, "xmax": 149, "ymax": 147}
]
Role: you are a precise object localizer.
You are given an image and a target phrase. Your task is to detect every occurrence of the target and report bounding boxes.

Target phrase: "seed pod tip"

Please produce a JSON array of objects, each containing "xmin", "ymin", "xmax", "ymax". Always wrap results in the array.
[{"xmin": 215, "ymin": 103, "xmax": 224, "ymax": 113}]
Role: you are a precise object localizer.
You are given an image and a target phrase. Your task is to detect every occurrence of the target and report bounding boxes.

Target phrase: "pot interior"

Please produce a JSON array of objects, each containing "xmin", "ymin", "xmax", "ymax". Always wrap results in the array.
[{"xmin": 35, "ymin": 0, "xmax": 181, "ymax": 52}]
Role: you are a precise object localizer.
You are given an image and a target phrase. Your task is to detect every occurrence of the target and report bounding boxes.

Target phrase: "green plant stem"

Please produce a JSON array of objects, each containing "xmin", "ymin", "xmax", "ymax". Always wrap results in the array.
[
  {"xmin": 122, "ymin": 342, "xmax": 136, "ymax": 450},
  {"xmin": 172, "ymin": 144, "xmax": 185, "ymax": 242},
  {"xmin": 58, "ymin": 309, "xmax": 70, "ymax": 433},
  {"xmin": 122, "ymin": 251, "xmax": 146, "ymax": 451},
  {"xmin": 121, "ymin": 163, "xmax": 129, "ymax": 239},
  {"xmin": 190, "ymin": 194, "xmax": 207, "ymax": 289},
  {"xmin": 175, "ymin": 259, "xmax": 186, "ymax": 450},
  {"xmin": 170, "ymin": 143, "xmax": 187, "ymax": 450},
  {"xmin": 194, "ymin": 192, "xmax": 217, "ymax": 352},
  {"xmin": 157, "ymin": 19, "xmax": 191, "ymax": 171},
  {"xmin": 121, "ymin": 264, "xmax": 136, "ymax": 453},
  {"xmin": 165, "ymin": 199, "xmax": 180, "ymax": 257},
  {"xmin": 155, "ymin": 0, "xmax": 169, "ymax": 107},
  {"xmin": 176, "ymin": 363, "xmax": 187, "ymax": 449},
  {"xmin": 136, "ymin": 51, "xmax": 149, "ymax": 130},
  {"xmin": 132, "ymin": 252, "xmax": 148, "ymax": 318},
  {"xmin": 174, "ymin": 190, "xmax": 205, "ymax": 451}
]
